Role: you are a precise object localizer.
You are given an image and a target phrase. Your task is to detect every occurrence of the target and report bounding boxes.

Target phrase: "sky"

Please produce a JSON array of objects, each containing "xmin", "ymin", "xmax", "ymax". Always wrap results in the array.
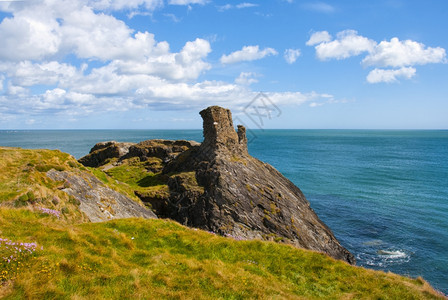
[{"xmin": 0, "ymin": 0, "xmax": 447, "ymax": 130}]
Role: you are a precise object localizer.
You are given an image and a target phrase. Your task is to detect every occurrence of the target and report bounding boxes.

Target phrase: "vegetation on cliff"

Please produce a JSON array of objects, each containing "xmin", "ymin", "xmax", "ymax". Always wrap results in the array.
[
  {"xmin": 0, "ymin": 207, "xmax": 444, "ymax": 299},
  {"xmin": 0, "ymin": 146, "xmax": 445, "ymax": 299}
]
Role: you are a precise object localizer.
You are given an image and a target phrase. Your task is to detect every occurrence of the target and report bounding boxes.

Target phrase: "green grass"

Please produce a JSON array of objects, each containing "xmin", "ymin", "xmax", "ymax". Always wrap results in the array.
[
  {"xmin": 105, "ymin": 164, "xmax": 166, "ymax": 190},
  {"xmin": 0, "ymin": 208, "xmax": 444, "ymax": 299}
]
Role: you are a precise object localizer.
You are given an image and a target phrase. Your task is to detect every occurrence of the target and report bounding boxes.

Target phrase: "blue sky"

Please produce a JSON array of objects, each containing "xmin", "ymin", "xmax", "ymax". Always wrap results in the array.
[{"xmin": 0, "ymin": 0, "xmax": 447, "ymax": 129}]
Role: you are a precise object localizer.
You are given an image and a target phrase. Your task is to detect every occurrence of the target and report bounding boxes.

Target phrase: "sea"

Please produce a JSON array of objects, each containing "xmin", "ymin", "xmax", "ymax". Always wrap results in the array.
[{"xmin": 1, "ymin": 129, "xmax": 447, "ymax": 294}]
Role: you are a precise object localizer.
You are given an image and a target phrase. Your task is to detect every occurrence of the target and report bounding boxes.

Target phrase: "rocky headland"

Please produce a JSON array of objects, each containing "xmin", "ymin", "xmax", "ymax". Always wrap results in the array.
[{"xmin": 78, "ymin": 105, "xmax": 355, "ymax": 264}]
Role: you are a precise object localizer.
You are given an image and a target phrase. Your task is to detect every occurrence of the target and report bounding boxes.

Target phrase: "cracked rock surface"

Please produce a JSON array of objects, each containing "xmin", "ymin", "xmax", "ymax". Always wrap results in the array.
[{"xmin": 46, "ymin": 169, "xmax": 157, "ymax": 222}]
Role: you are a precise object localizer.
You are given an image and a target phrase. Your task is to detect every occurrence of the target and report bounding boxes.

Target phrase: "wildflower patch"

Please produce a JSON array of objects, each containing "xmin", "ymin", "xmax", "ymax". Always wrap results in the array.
[{"xmin": 0, "ymin": 237, "xmax": 40, "ymax": 282}]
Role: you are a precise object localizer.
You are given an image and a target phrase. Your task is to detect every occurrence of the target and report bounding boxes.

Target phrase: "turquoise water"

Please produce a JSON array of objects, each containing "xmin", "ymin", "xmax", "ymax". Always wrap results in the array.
[{"xmin": 1, "ymin": 129, "xmax": 447, "ymax": 294}]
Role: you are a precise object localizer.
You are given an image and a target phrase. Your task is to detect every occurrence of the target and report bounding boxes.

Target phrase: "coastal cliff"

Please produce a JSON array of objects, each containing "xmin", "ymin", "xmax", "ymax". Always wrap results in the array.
[
  {"xmin": 1, "ymin": 120, "xmax": 445, "ymax": 298},
  {"xmin": 79, "ymin": 105, "xmax": 355, "ymax": 264}
]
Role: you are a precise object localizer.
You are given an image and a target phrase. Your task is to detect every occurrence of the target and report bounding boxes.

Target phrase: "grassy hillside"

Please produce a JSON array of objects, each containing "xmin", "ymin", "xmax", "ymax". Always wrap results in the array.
[
  {"xmin": 0, "ymin": 147, "xmax": 142, "ymax": 221},
  {"xmin": 0, "ymin": 147, "xmax": 445, "ymax": 299},
  {"xmin": 1, "ymin": 208, "xmax": 444, "ymax": 299}
]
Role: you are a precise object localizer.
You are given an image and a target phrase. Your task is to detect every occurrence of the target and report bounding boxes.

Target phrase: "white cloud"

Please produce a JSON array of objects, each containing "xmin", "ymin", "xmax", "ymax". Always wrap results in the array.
[
  {"xmin": 0, "ymin": 11, "xmax": 61, "ymax": 61},
  {"xmin": 306, "ymin": 31, "xmax": 332, "ymax": 46},
  {"xmin": 220, "ymin": 45, "xmax": 278, "ymax": 64},
  {"xmin": 302, "ymin": 2, "xmax": 335, "ymax": 13},
  {"xmin": 168, "ymin": 0, "xmax": 208, "ymax": 5},
  {"xmin": 284, "ymin": 48, "xmax": 301, "ymax": 64},
  {"xmin": 362, "ymin": 37, "xmax": 446, "ymax": 68},
  {"xmin": 111, "ymin": 38, "xmax": 211, "ymax": 81},
  {"xmin": 235, "ymin": 72, "xmax": 259, "ymax": 85},
  {"xmin": 218, "ymin": 2, "xmax": 257, "ymax": 11},
  {"xmin": 0, "ymin": 0, "xmax": 336, "ymax": 123},
  {"xmin": 309, "ymin": 102, "xmax": 324, "ymax": 107},
  {"xmin": 89, "ymin": 0, "xmax": 164, "ymax": 11},
  {"xmin": 366, "ymin": 67, "xmax": 416, "ymax": 83},
  {"xmin": 61, "ymin": 7, "xmax": 155, "ymax": 61},
  {"xmin": 6, "ymin": 83, "xmax": 29, "ymax": 96},
  {"xmin": 308, "ymin": 29, "xmax": 446, "ymax": 83},
  {"xmin": 314, "ymin": 30, "xmax": 376, "ymax": 60},
  {"xmin": 236, "ymin": 3, "xmax": 258, "ymax": 9},
  {"xmin": 1, "ymin": 61, "xmax": 79, "ymax": 87}
]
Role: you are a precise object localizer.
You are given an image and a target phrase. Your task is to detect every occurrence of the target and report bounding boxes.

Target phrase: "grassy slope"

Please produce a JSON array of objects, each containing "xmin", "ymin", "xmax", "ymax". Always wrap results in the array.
[
  {"xmin": 0, "ymin": 147, "xmax": 142, "ymax": 216},
  {"xmin": 1, "ymin": 208, "xmax": 443, "ymax": 299},
  {"xmin": 0, "ymin": 147, "xmax": 445, "ymax": 299}
]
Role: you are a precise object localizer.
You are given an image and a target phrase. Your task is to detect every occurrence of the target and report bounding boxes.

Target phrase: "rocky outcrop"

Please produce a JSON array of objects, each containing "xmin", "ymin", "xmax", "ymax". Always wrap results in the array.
[
  {"xmin": 78, "ymin": 141, "xmax": 134, "ymax": 167},
  {"xmin": 78, "ymin": 140, "xmax": 199, "ymax": 168},
  {"xmin": 123, "ymin": 140, "xmax": 200, "ymax": 163},
  {"xmin": 78, "ymin": 106, "xmax": 355, "ymax": 264},
  {"xmin": 46, "ymin": 169, "xmax": 157, "ymax": 222},
  {"xmin": 160, "ymin": 106, "xmax": 355, "ymax": 264}
]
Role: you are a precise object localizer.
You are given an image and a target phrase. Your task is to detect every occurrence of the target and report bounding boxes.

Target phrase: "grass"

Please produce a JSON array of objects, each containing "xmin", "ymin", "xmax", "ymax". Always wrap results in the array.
[
  {"xmin": 0, "ymin": 207, "xmax": 444, "ymax": 299},
  {"xmin": 102, "ymin": 158, "xmax": 204, "ymax": 201}
]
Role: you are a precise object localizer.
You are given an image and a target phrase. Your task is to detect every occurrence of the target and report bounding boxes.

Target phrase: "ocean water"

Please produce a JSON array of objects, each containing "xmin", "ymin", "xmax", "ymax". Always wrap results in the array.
[{"xmin": 1, "ymin": 129, "xmax": 447, "ymax": 294}]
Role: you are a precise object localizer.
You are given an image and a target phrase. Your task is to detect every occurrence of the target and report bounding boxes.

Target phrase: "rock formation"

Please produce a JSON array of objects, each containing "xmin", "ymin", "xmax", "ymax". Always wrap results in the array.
[
  {"xmin": 78, "ymin": 105, "xmax": 355, "ymax": 264},
  {"xmin": 78, "ymin": 140, "xmax": 199, "ymax": 168},
  {"xmin": 46, "ymin": 169, "xmax": 157, "ymax": 222},
  {"xmin": 163, "ymin": 106, "xmax": 355, "ymax": 264}
]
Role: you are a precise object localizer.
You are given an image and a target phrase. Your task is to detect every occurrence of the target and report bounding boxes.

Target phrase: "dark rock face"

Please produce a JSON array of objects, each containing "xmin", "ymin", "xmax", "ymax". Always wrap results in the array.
[{"xmin": 163, "ymin": 106, "xmax": 355, "ymax": 264}]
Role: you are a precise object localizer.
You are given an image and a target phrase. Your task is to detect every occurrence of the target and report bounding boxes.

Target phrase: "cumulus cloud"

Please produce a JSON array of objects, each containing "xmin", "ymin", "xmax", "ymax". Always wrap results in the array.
[
  {"xmin": 0, "ymin": 61, "xmax": 80, "ymax": 87},
  {"xmin": 306, "ymin": 31, "xmax": 332, "ymax": 46},
  {"xmin": 0, "ymin": 0, "xmax": 334, "ymax": 126},
  {"xmin": 235, "ymin": 72, "xmax": 259, "ymax": 85},
  {"xmin": 314, "ymin": 30, "xmax": 376, "ymax": 60},
  {"xmin": 220, "ymin": 45, "xmax": 278, "ymax": 64},
  {"xmin": 284, "ymin": 48, "xmax": 301, "ymax": 64},
  {"xmin": 366, "ymin": 67, "xmax": 416, "ymax": 83},
  {"xmin": 168, "ymin": 0, "xmax": 208, "ymax": 5},
  {"xmin": 308, "ymin": 29, "xmax": 446, "ymax": 83},
  {"xmin": 362, "ymin": 37, "xmax": 446, "ymax": 68},
  {"xmin": 0, "ymin": 11, "xmax": 61, "ymax": 61},
  {"xmin": 0, "ymin": 2, "xmax": 212, "ymax": 81},
  {"xmin": 89, "ymin": 0, "xmax": 164, "ymax": 11}
]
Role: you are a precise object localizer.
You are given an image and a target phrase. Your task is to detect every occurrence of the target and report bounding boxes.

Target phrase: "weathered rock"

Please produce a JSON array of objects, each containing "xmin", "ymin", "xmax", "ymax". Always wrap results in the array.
[
  {"xmin": 162, "ymin": 106, "xmax": 355, "ymax": 264},
  {"xmin": 78, "ymin": 141, "xmax": 134, "ymax": 167},
  {"xmin": 122, "ymin": 140, "xmax": 200, "ymax": 163},
  {"xmin": 46, "ymin": 169, "xmax": 157, "ymax": 222},
  {"xmin": 79, "ymin": 140, "xmax": 200, "ymax": 168}
]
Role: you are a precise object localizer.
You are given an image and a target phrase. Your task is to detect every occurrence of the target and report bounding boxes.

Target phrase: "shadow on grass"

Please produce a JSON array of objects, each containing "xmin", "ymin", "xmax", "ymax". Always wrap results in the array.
[{"xmin": 137, "ymin": 174, "xmax": 168, "ymax": 188}]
